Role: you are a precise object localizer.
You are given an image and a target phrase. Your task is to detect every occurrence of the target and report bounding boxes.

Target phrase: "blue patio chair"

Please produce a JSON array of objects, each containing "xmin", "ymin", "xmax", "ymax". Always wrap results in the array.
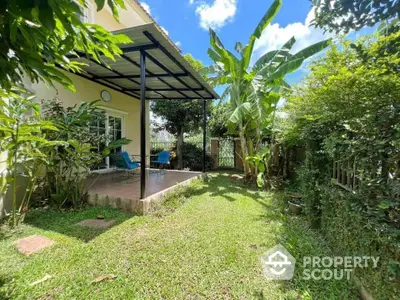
[
  {"xmin": 151, "ymin": 151, "xmax": 171, "ymax": 175},
  {"xmin": 112, "ymin": 151, "xmax": 140, "ymax": 182}
]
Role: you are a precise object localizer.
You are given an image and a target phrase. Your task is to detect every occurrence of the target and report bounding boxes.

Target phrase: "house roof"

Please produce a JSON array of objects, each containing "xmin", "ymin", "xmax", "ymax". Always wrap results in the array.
[
  {"xmin": 130, "ymin": 0, "xmax": 182, "ymax": 53},
  {"xmin": 68, "ymin": 23, "xmax": 217, "ymax": 101}
]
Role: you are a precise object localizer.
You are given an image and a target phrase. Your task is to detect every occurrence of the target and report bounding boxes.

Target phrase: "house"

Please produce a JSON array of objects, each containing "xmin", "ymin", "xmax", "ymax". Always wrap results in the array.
[
  {"xmin": 0, "ymin": 0, "xmax": 217, "ymax": 217},
  {"xmin": 26, "ymin": 0, "xmax": 167, "ymax": 169}
]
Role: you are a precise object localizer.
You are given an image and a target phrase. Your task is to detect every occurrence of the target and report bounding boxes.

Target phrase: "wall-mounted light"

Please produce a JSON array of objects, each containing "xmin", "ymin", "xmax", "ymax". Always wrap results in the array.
[{"xmin": 101, "ymin": 90, "xmax": 112, "ymax": 102}]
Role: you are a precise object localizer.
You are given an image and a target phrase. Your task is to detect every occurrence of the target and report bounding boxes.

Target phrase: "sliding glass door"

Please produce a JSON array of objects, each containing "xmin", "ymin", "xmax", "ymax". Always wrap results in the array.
[{"xmin": 90, "ymin": 112, "xmax": 124, "ymax": 170}]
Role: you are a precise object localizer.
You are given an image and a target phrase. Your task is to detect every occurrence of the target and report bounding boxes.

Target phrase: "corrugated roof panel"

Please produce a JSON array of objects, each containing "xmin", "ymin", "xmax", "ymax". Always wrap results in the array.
[
  {"xmin": 179, "ymin": 76, "xmax": 202, "ymax": 89},
  {"xmin": 181, "ymin": 90, "xmax": 198, "ymax": 98},
  {"xmin": 106, "ymin": 78, "xmax": 139, "ymax": 89},
  {"xmin": 156, "ymin": 91, "xmax": 188, "ymax": 99},
  {"xmin": 67, "ymin": 23, "xmax": 218, "ymax": 100}
]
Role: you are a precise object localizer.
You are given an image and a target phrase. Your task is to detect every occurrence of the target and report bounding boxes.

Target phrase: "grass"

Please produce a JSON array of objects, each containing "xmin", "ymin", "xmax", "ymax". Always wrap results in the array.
[{"xmin": 0, "ymin": 172, "xmax": 358, "ymax": 299}]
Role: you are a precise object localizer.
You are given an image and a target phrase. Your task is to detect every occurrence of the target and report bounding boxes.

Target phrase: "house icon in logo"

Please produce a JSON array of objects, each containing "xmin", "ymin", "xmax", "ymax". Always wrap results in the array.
[{"xmin": 261, "ymin": 244, "xmax": 295, "ymax": 280}]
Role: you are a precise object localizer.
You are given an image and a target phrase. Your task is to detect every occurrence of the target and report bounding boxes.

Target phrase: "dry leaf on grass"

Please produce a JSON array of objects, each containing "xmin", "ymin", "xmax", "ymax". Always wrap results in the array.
[{"xmin": 91, "ymin": 274, "xmax": 117, "ymax": 284}]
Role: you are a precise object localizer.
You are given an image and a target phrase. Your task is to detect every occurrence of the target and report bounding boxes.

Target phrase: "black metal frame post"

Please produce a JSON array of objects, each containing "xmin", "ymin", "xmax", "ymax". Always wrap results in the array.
[
  {"xmin": 64, "ymin": 27, "xmax": 219, "ymax": 186},
  {"xmin": 202, "ymin": 98, "xmax": 207, "ymax": 173},
  {"xmin": 140, "ymin": 50, "xmax": 147, "ymax": 199}
]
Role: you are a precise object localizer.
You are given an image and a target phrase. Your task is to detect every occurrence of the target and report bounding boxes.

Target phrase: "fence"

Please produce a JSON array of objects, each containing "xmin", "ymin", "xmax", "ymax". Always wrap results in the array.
[
  {"xmin": 150, "ymin": 141, "xmax": 211, "ymax": 154},
  {"xmin": 332, "ymin": 159, "xmax": 359, "ymax": 191},
  {"xmin": 333, "ymin": 159, "xmax": 400, "ymax": 200},
  {"xmin": 209, "ymin": 138, "xmax": 242, "ymax": 170},
  {"xmin": 151, "ymin": 141, "xmax": 175, "ymax": 151},
  {"xmin": 218, "ymin": 139, "xmax": 235, "ymax": 168}
]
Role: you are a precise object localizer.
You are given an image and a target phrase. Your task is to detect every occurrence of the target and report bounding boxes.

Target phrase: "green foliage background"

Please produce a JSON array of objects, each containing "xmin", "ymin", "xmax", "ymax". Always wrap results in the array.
[
  {"xmin": 278, "ymin": 32, "xmax": 400, "ymax": 298},
  {"xmin": 0, "ymin": 0, "xmax": 129, "ymax": 91},
  {"xmin": 311, "ymin": 0, "xmax": 399, "ymax": 33}
]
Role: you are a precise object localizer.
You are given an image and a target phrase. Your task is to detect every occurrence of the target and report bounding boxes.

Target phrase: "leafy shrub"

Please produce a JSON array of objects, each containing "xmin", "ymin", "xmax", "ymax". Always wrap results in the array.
[
  {"xmin": 150, "ymin": 146, "xmax": 166, "ymax": 156},
  {"xmin": 296, "ymin": 145, "xmax": 332, "ymax": 227},
  {"xmin": 170, "ymin": 142, "xmax": 213, "ymax": 171},
  {"xmin": 297, "ymin": 163, "xmax": 322, "ymax": 227},
  {"xmin": 0, "ymin": 88, "xmax": 60, "ymax": 226},
  {"xmin": 279, "ymin": 32, "xmax": 400, "ymax": 297},
  {"xmin": 320, "ymin": 185, "xmax": 400, "ymax": 298},
  {"xmin": 282, "ymin": 33, "xmax": 400, "ymax": 223},
  {"xmin": 38, "ymin": 99, "xmax": 130, "ymax": 208}
]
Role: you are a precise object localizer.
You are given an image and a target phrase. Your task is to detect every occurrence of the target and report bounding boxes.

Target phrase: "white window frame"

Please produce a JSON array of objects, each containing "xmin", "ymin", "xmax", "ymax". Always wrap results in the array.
[
  {"xmin": 104, "ymin": 114, "xmax": 124, "ymax": 168},
  {"xmin": 91, "ymin": 107, "xmax": 128, "ymax": 173}
]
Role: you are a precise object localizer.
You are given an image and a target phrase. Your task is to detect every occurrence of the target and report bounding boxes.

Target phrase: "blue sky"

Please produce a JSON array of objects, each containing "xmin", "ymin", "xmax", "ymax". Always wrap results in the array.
[{"xmin": 139, "ymin": 0, "xmax": 376, "ymax": 88}]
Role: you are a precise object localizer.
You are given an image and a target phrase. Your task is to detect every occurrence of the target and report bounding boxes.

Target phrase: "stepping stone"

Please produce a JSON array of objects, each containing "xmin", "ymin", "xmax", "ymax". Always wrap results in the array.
[
  {"xmin": 77, "ymin": 219, "xmax": 115, "ymax": 229},
  {"xmin": 15, "ymin": 235, "xmax": 54, "ymax": 256}
]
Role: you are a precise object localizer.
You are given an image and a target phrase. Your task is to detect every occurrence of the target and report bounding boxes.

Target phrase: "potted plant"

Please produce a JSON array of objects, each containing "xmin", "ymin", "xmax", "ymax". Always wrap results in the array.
[{"xmin": 287, "ymin": 193, "xmax": 303, "ymax": 215}]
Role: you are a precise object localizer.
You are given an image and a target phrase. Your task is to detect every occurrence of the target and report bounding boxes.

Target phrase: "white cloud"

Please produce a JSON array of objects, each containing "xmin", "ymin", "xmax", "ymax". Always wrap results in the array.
[
  {"xmin": 253, "ymin": 8, "xmax": 333, "ymax": 62},
  {"xmin": 192, "ymin": 0, "xmax": 238, "ymax": 30},
  {"xmin": 140, "ymin": 2, "xmax": 151, "ymax": 15},
  {"xmin": 175, "ymin": 41, "xmax": 182, "ymax": 47},
  {"xmin": 140, "ymin": 2, "xmax": 170, "ymax": 36},
  {"xmin": 160, "ymin": 26, "xmax": 169, "ymax": 36}
]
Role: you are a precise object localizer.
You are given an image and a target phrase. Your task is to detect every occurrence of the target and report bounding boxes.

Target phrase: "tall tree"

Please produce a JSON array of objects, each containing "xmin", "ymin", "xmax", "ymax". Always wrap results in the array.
[
  {"xmin": 151, "ymin": 54, "xmax": 210, "ymax": 169},
  {"xmin": 208, "ymin": 102, "xmax": 237, "ymax": 139},
  {"xmin": 311, "ymin": 0, "xmax": 400, "ymax": 33},
  {"xmin": 203, "ymin": 0, "xmax": 330, "ymax": 175},
  {"xmin": 0, "ymin": 0, "xmax": 129, "ymax": 91}
]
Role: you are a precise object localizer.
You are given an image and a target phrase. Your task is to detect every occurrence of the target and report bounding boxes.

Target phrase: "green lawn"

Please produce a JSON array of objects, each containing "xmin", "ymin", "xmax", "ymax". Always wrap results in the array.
[{"xmin": 0, "ymin": 173, "xmax": 357, "ymax": 299}]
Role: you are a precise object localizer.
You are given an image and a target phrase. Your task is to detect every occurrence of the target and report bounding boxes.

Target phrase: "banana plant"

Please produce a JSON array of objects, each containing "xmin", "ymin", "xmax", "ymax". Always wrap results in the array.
[
  {"xmin": 246, "ymin": 146, "xmax": 272, "ymax": 187},
  {"xmin": 202, "ymin": 0, "xmax": 331, "ymax": 176}
]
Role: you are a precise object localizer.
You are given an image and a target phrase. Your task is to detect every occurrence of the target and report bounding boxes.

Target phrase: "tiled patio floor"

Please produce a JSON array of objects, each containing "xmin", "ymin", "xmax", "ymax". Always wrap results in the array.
[{"xmin": 87, "ymin": 169, "xmax": 200, "ymax": 201}]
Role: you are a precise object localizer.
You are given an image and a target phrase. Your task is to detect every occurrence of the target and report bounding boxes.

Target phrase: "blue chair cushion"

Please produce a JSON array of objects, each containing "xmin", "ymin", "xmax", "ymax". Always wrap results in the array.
[
  {"xmin": 115, "ymin": 152, "xmax": 139, "ymax": 170},
  {"xmin": 128, "ymin": 162, "xmax": 139, "ymax": 169},
  {"xmin": 154, "ymin": 151, "xmax": 171, "ymax": 164},
  {"xmin": 121, "ymin": 152, "xmax": 132, "ymax": 164}
]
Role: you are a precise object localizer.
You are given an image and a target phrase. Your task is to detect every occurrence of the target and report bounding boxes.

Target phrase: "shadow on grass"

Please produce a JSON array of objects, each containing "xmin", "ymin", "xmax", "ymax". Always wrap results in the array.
[
  {"xmin": 192, "ymin": 171, "xmax": 268, "ymax": 202},
  {"xmin": 0, "ymin": 274, "xmax": 13, "ymax": 300},
  {"xmin": 166, "ymin": 172, "xmax": 279, "ymax": 220},
  {"xmin": 198, "ymin": 172, "xmax": 359, "ymax": 299},
  {"xmin": 260, "ymin": 190, "xmax": 359, "ymax": 298},
  {"xmin": 0, "ymin": 276, "xmax": 7, "ymax": 295},
  {"xmin": 24, "ymin": 206, "xmax": 133, "ymax": 242}
]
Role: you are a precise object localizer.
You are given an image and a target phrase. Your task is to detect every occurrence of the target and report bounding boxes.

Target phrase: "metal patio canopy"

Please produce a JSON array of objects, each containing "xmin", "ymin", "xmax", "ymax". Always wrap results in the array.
[{"xmin": 67, "ymin": 23, "xmax": 218, "ymax": 199}]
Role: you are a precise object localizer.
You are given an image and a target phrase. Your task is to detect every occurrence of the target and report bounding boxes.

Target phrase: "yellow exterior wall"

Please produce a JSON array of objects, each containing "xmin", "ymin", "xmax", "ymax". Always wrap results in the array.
[
  {"xmin": 30, "ymin": 73, "xmax": 151, "ymax": 159},
  {"xmin": 88, "ymin": 0, "xmax": 152, "ymax": 30}
]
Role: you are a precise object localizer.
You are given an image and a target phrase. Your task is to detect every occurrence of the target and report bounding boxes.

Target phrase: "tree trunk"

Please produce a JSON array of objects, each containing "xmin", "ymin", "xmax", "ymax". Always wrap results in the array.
[
  {"xmin": 255, "ymin": 120, "xmax": 261, "ymax": 153},
  {"xmin": 238, "ymin": 124, "xmax": 250, "ymax": 175},
  {"xmin": 176, "ymin": 127, "xmax": 184, "ymax": 170},
  {"xmin": 247, "ymin": 137, "xmax": 256, "ymax": 175},
  {"xmin": 273, "ymin": 143, "xmax": 280, "ymax": 168}
]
